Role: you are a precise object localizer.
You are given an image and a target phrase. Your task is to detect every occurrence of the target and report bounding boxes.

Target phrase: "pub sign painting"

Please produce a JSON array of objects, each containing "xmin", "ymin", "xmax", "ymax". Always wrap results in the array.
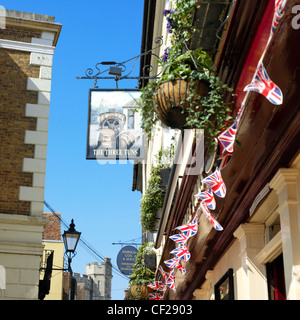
[{"xmin": 87, "ymin": 89, "xmax": 144, "ymax": 160}]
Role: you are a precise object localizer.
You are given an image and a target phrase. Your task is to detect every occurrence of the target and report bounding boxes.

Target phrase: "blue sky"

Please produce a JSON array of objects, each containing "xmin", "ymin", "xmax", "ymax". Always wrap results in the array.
[{"xmin": 2, "ymin": 0, "xmax": 145, "ymax": 300}]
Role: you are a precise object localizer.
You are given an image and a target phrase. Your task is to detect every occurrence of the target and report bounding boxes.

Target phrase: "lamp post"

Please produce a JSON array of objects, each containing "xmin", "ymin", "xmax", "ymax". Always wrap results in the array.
[
  {"xmin": 39, "ymin": 219, "xmax": 81, "ymax": 300},
  {"xmin": 62, "ymin": 219, "xmax": 81, "ymax": 300},
  {"xmin": 62, "ymin": 219, "xmax": 81, "ymax": 277}
]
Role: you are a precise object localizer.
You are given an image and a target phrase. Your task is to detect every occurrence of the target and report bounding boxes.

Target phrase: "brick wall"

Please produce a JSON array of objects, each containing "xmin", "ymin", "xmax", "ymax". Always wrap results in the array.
[
  {"xmin": 0, "ymin": 15, "xmax": 60, "ymax": 216},
  {"xmin": 0, "ymin": 27, "xmax": 41, "ymax": 43},
  {"xmin": 0, "ymin": 47, "xmax": 40, "ymax": 214},
  {"xmin": 63, "ymin": 272, "xmax": 77, "ymax": 300},
  {"xmin": 63, "ymin": 272, "xmax": 71, "ymax": 300},
  {"xmin": 42, "ymin": 212, "xmax": 61, "ymax": 241}
]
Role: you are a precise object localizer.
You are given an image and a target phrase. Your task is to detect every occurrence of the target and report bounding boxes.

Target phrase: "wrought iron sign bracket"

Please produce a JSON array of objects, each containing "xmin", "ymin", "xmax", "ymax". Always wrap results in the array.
[{"xmin": 76, "ymin": 36, "xmax": 164, "ymax": 89}]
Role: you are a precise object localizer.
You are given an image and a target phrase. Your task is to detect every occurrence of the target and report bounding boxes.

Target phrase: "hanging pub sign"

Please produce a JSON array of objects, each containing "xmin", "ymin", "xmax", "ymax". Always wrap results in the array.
[
  {"xmin": 116, "ymin": 245, "xmax": 138, "ymax": 276},
  {"xmin": 86, "ymin": 89, "xmax": 144, "ymax": 160}
]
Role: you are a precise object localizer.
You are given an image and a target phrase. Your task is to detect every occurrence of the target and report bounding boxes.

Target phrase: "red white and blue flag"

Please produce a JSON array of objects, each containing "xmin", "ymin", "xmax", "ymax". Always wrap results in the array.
[
  {"xmin": 236, "ymin": 103, "xmax": 245, "ymax": 124},
  {"xmin": 170, "ymin": 244, "xmax": 191, "ymax": 262},
  {"xmin": 176, "ymin": 261, "xmax": 186, "ymax": 275},
  {"xmin": 216, "ymin": 103, "xmax": 246, "ymax": 170},
  {"xmin": 164, "ymin": 256, "xmax": 181, "ymax": 269},
  {"xmin": 148, "ymin": 293, "xmax": 164, "ymax": 300},
  {"xmin": 175, "ymin": 213, "xmax": 198, "ymax": 237},
  {"xmin": 271, "ymin": 0, "xmax": 286, "ymax": 34},
  {"xmin": 166, "ymin": 270, "xmax": 176, "ymax": 291},
  {"xmin": 164, "ymin": 256, "xmax": 186, "ymax": 273},
  {"xmin": 195, "ymin": 187, "xmax": 216, "ymax": 210},
  {"xmin": 200, "ymin": 201, "xmax": 223, "ymax": 231},
  {"xmin": 169, "ymin": 233, "xmax": 189, "ymax": 244},
  {"xmin": 147, "ymin": 281, "xmax": 165, "ymax": 291},
  {"xmin": 158, "ymin": 265, "xmax": 169, "ymax": 282},
  {"xmin": 217, "ymin": 150, "xmax": 232, "ymax": 170},
  {"xmin": 244, "ymin": 62, "xmax": 283, "ymax": 105},
  {"xmin": 218, "ymin": 121, "xmax": 238, "ymax": 155},
  {"xmin": 202, "ymin": 167, "xmax": 226, "ymax": 198}
]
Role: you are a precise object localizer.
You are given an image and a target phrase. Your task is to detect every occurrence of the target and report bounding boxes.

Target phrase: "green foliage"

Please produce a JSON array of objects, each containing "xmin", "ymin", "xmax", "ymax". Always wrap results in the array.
[
  {"xmin": 140, "ymin": 167, "xmax": 164, "ymax": 231},
  {"xmin": 160, "ymin": 46, "xmax": 213, "ymax": 81},
  {"xmin": 133, "ymin": 242, "xmax": 155, "ymax": 270},
  {"xmin": 139, "ymin": 81, "xmax": 160, "ymax": 140},
  {"xmin": 128, "ymin": 266, "xmax": 155, "ymax": 286},
  {"xmin": 129, "ymin": 242, "xmax": 155, "ymax": 287},
  {"xmin": 165, "ymin": 0, "xmax": 197, "ymax": 43},
  {"xmin": 138, "ymin": 0, "xmax": 235, "ymax": 147},
  {"xmin": 154, "ymin": 144, "xmax": 175, "ymax": 169},
  {"xmin": 183, "ymin": 72, "xmax": 234, "ymax": 151}
]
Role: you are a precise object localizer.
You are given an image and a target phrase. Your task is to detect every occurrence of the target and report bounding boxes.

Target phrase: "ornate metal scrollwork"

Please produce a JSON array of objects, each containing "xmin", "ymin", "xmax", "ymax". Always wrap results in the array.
[{"xmin": 77, "ymin": 36, "xmax": 164, "ymax": 88}]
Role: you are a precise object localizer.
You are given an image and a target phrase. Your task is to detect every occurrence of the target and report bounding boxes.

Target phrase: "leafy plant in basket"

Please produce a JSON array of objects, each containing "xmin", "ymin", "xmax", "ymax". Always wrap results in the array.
[
  {"xmin": 127, "ymin": 266, "xmax": 155, "ymax": 300},
  {"xmin": 138, "ymin": 0, "xmax": 235, "ymax": 152},
  {"xmin": 129, "ymin": 266, "xmax": 155, "ymax": 286},
  {"xmin": 127, "ymin": 242, "xmax": 155, "ymax": 300}
]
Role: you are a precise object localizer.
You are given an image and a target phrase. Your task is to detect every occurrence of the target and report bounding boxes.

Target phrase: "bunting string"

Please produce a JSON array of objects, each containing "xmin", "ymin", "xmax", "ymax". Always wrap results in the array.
[{"xmin": 148, "ymin": 0, "xmax": 286, "ymax": 300}]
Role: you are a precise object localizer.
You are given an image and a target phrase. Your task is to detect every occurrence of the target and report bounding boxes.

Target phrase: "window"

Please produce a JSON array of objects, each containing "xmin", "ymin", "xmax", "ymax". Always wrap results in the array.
[
  {"xmin": 267, "ymin": 215, "xmax": 280, "ymax": 241},
  {"xmin": 214, "ymin": 268, "xmax": 234, "ymax": 300},
  {"xmin": 127, "ymin": 109, "xmax": 134, "ymax": 129},
  {"xmin": 265, "ymin": 211, "xmax": 280, "ymax": 242}
]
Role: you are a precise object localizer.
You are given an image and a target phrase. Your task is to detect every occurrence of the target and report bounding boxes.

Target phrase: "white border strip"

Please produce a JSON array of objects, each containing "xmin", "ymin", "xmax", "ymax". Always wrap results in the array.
[{"xmin": 0, "ymin": 38, "xmax": 55, "ymax": 54}]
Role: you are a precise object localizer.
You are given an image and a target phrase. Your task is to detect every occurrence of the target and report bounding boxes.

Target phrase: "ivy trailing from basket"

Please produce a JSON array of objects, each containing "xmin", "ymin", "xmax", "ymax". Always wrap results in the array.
[
  {"xmin": 183, "ymin": 71, "xmax": 234, "ymax": 149},
  {"xmin": 129, "ymin": 242, "xmax": 155, "ymax": 285},
  {"xmin": 138, "ymin": 0, "xmax": 235, "ymax": 152},
  {"xmin": 140, "ymin": 166, "xmax": 164, "ymax": 232},
  {"xmin": 131, "ymin": 242, "xmax": 155, "ymax": 270}
]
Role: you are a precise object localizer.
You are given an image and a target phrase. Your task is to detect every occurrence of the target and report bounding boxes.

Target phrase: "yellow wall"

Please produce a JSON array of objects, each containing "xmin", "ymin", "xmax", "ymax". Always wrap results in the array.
[{"xmin": 41, "ymin": 240, "xmax": 64, "ymax": 300}]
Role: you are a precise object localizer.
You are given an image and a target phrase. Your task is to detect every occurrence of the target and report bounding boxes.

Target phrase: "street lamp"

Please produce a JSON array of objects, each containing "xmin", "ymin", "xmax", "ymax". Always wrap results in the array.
[{"xmin": 62, "ymin": 219, "xmax": 81, "ymax": 276}]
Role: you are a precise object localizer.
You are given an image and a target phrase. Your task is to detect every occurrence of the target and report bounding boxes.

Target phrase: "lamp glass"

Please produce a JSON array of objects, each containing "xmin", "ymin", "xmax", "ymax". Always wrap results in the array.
[{"xmin": 63, "ymin": 231, "xmax": 81, "ymax": 253}]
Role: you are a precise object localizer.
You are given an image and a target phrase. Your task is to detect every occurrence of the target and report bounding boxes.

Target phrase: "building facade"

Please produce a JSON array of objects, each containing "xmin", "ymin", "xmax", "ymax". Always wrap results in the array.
[
  {"xmin": 74, "ymin": 260, "xmax": 113, "ymax": 300},
  {"xmin": 134, "ymin": 0, "xmax": 300, "ymax": 300},
  {"xmin": 0, "ymin": 10, "xmax": 61, "ymax": 299},
  {"xmin": 40, "ymin": 212, "xmax": 64, "ymax": 300}
]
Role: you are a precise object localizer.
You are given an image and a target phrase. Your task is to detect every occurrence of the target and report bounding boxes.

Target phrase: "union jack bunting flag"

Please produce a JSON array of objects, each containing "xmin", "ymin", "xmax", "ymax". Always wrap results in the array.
[
  {"xmin": 216, "ymin": 150, "xmax": 232, "ymax": 170},
  {"xmin": 216, "ymin": 103, "xmax": 245, "ymax": 170},
  {"xmin": 271, "ymin": 0, "xmax": 286, "ymax": 34},
  {"xmin": 170, "ymin": 244, "xmax": 191, "ymax": 262},
  {"xmin": 200, "ymin": 201, "xmax": 223, "ymax": 231},
  {"xmin": 218, "ymin": 121, "xmax": 238, "ymax": 155},
  {"xmin": 169, "ymin": 233, "xmax": 189, "ymax": 244},
  {"xmin": 175, "ymin": 213, "xmax": 198, "ymax": 237},
  {"xmin": 236, "ymin": 103, "xmax": 245, "ymax": 124},
  {"xmin": 166, "ymin": 270, "xmax": 176, "ymax": 291},
  {"xmin": 148, "ymin": 293, "xmax": 164, "ymax": 300},
  {"xmin": 176, "ymin": 261, "xmax": 186, "ymax": 274},
  {"xmin": 195, "ymin": 187, "xmax": 216, "ymax": 210},
  {"xmin": 164, "ymin": 256, "xmax": 181, "ymax": 269},
  {"xmin": 147, "ymin": 281, "xmax": 165, "ymax": 291},
  {"xmin": 158, "ymin": 265, "xmax": 169, "ymax": 282},
  {"xmin": 244, "ymin": 62, "xmax": 283, "ymax": 105},
  {"xmin": 202, "ymin": 167, "xmax": 226, "ymax": 198}
]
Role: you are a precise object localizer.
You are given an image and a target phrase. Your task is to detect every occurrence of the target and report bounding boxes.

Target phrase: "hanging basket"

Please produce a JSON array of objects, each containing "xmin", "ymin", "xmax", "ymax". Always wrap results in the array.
[
  {"xmin": 154, "ymin": 78, "xmax": 209, "ymax": 129},
  {"xmin": 130, "ymin": 284, "xmax": 153, "ymax": 300}
]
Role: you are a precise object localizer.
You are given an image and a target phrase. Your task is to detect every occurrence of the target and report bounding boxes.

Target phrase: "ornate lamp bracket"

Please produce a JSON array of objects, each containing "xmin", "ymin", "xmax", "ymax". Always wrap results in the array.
[{"xmin": 76, "ymin": 36, "xmax": 163, "ymax": 88}]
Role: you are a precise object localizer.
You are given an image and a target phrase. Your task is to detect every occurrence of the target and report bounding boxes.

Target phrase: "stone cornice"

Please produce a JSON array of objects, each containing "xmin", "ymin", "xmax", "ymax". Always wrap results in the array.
[
  {"xmin": 0, "ymin": 38, "xmax": 55, "ymax": 54},
  {"xmin": 5, "ymin": 16, "xmax": 62, "ymax": 46}
]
